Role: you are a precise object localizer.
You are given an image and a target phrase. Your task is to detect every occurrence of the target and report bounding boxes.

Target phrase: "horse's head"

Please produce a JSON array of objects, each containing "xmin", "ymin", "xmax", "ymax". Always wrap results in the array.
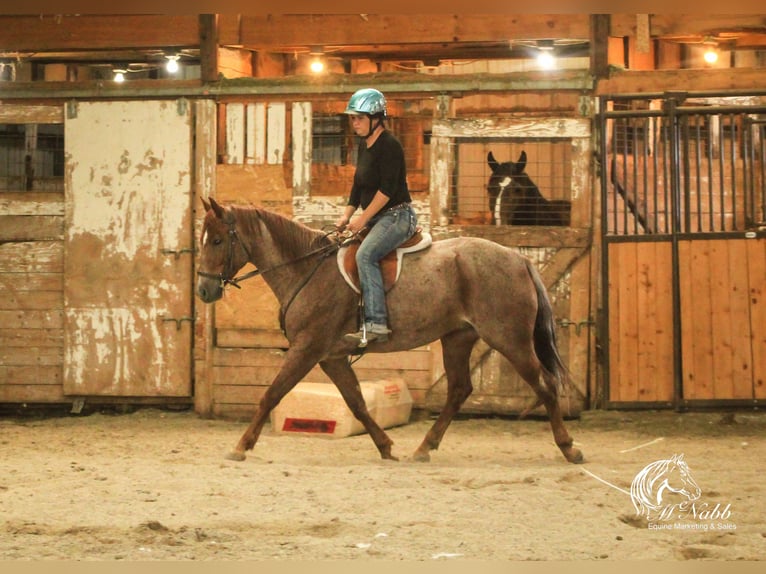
[
  {"xmin": 196, "ymin": 198, "xmax": 251, "ymax": 303},
  {"xmin": 486, "ymin": 150, "xmax": 530, "ymax": 225},
  {"xmin": 663, "ymin": 454, "xmax": 702, "ymax": 504}
]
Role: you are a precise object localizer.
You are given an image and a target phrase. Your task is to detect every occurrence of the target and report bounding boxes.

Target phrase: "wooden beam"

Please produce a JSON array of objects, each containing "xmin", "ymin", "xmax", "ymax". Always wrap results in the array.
[
  {"xmin": 0, "ymin": 15, "xmax": 199, "ymax": 51},
  {"xmin": 238, "ymin": 14, "xmax": 591, "ymax": 48},
  {"xmin": 590, "ymin": 15, "xmax": 611, "ymax": 79},
  {"xmin": 199, "ymin": 14, "xmax": 219, "ymax": 83},
  {"xmin": 0, "ymin": 70, "xmax": 594, "ymax": 100},
  {"xmin": 596, "ymin": 67, "xmax": 766, "ymax": 95},
  {"xmin": 610, "ymin": 14, "xmax": 766, "ymax": 38}
]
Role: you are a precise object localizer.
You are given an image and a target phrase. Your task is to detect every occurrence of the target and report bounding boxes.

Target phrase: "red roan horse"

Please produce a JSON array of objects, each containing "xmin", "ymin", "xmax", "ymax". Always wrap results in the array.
[{"xmin": 196, "ymin": 198, "xmax": 583, "ymax": 464}]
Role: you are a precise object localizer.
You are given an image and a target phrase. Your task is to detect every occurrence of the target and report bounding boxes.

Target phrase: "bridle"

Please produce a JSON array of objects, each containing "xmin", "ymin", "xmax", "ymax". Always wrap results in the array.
[
  {"xmin": 196, "ymin": 217, "xmax": 258, "ymax": 290},
  {"xmin": 197, "ymin": 215, "xmax": 341, "ymax": 331}
]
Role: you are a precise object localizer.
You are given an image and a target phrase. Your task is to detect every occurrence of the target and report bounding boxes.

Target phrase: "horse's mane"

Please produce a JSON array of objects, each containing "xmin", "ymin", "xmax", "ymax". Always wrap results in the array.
[{"xmin": 232, "ymin": 205, "xmax": 330, "ymax": 258}]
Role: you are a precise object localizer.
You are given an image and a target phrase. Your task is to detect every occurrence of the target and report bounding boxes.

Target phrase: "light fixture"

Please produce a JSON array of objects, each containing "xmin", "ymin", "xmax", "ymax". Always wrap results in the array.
[
  {"xmin": 309, "ymin": 47, "xmax": 325, "ymax": 74},
  {"xmin": 702, "ymin": 37, "xmax": 719, "ymax": 65},
  {"xmin": 113, "ymin": 69, "xmax": 126, "ymax": 83},
  {"xmin": 165, "ymin": 55, "xmax": 180, "ymax": 73},
  {"xmin": 536, "ymin": 39, "xmax": 556, "ymax": 70}
]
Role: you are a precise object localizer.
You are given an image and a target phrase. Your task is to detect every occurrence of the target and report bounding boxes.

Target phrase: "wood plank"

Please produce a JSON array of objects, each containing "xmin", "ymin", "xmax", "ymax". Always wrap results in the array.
[
  {"xmin": 0, "ymin": 242, "xmax": 63, "ymax": 273},
  {"xmin": 198, "ymin": 14, "xmax": 219, "ymax": 83},
  {"xmin": 708, "ymin": 240, "xmax": 735, "ymax": 399},
  {"xmin": 0, "ymin": 309, "xmax": 63, "ymax": 329},
  {"xmin": 238, "ymin": 15, "xmax": 591, "ymax": 48},
  {"xmin": 432, "ymin": 225, "xmax": 590, "ymax": 249},
  {"xmin": 292, "ymin": 101, "xmax": 312, "ymax": 196},
  {"xmin": 727, "ymin": 239, "xmax": 754, "ymax": 399},
  {"xmin": 216, "ymin": 329, "xmax": 289, "ymax": 349},
  {"xmin": 607, "ymin": 243, "xmax": 622, "ymax": 401},
  {"xmin": 749, "ymin": 238, "xmax": 766, "ymax": 399},
  {"xmin": 432, "ymin": 117, "xmax": 590, "ymax": 140},
  {"xmin": 0, "ymin": 290, "xmax": 62, "ymax": 310},
  {"xmin": 0, "ymin": 15, "xmax": 199, "ymax": 51},
  {"xmin": 0, "ymin": 346, "xmax": 62, "ymax": 366},
  {"xmin": 0, "ymin": 192, "xmax": 64, "ymax": 216},
  {"xmin": 679, "ymin": 240, "xmax": 696, "ymax": 399},
  {"xmin": 688, "ymin": 241, "xmax": 715, "ymax": 400},
  {"xmin": 0, "ymin": 216, "xmax": 64, "ymax": 241},
  {"xmin": 653, "ymin": 242, "xmax": 675, "ymax": 403},
  {"xmin": 635, "ymin": 243, "xmax": 656, "ymax": 401},
  {"xmin": 0, "ymin": 105, "xmax": 63, "ymax": 124},
  {"xmin": 597, "ymin": 68, "xmax": 766, "ymax": 96},
  {"xmin": 0, "ymin": 378, "xmax": 65, "ymax": 402},
  {"xmin": 0, "ymin": 328, "xmax": 63, "ymax": 348},
  {"xmin": 0, "ymin": 273, "xmax": 62, "ymax": 292},
  {"xmin": 266, "ymin": 103, "xmax": 286, "ymax": 165},
  {"xmin": 224, "ymin": 103, "xmax": 245, "ymax": 164},
  {"xmin": 621, "ymin": 243, "xmax": 639, "ymax": 402}
]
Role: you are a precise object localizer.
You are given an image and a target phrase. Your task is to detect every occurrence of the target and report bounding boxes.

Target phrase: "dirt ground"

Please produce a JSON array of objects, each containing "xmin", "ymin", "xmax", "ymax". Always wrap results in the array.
[{"xmin": 0, "ymin": 405, "xmax": 764, "ymax": 561}]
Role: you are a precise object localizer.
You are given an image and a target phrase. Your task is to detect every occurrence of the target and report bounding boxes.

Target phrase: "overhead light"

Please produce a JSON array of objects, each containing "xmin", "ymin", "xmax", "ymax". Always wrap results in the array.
[
  {"xmin": 165, "ymin": 55, "xmax": 180, "ymax": 74},
  {"xmin": 113, "ymin": 69, "xmax": 126, "ymax": 83},
  {"xmin": 536, "ymin": 40, "xmax": 556, "ymax": 70},
  {"xmin": 701, "ymin": 37, "xmax": 719, "ymax": 65},
  {"xmin": 309, "ymin": 46, "xmax": 325, "ymax": 74}
]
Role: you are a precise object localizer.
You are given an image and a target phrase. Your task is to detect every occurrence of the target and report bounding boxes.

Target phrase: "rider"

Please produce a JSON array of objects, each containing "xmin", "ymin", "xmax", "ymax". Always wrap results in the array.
[{"xmin": 335, "ymin": 88, "xmax": 418, "ymax": 346}]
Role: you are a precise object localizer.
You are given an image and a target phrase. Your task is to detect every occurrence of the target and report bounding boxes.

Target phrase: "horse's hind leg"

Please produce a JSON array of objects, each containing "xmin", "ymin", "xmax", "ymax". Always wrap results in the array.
[
  {"xmin": 412, "ymin": 328, "xmax": 478, "ymax": 462},
  {"xmin": 499, "ymin": 346, "xmax": 583, "ymax": 464},
  {"xmin": 319, "ymin": 357, "xmax": 397, "ymax": 460}
]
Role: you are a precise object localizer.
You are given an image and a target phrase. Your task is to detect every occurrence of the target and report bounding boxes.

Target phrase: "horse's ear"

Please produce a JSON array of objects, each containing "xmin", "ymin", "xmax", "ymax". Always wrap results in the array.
[
  {"xmin": 201, "ymin": 197, "xmax": 211, "ymax": 212},
  {"xmin": 487, "ymin": 151, "xmax": 499, "ymax": 173},
  {"xmin": 517, "ymin": 150, "xmax": 527, "ymax": 170},
  {"xmin": 209, "ymin": 197, "xmax": 225, "ymax": 219}
]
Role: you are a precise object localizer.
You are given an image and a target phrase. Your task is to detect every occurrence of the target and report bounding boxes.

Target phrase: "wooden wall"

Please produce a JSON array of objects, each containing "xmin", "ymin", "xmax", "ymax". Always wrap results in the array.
[{"xmin": 0, "ymin": 191, "xmax": 65, "ymax": 403}]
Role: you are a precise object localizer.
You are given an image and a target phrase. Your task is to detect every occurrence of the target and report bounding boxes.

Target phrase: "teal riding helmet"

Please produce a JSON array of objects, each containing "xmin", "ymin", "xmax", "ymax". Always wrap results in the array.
[{"xmin": 344, "ymin": 88, "xmax": 387, "ymax": 117}]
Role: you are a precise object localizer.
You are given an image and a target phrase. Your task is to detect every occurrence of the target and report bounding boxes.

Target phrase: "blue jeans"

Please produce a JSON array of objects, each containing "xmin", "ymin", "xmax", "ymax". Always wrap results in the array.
[{"xmin": 356, "ymin": 203, "xmax": 417, "ymax": 330}]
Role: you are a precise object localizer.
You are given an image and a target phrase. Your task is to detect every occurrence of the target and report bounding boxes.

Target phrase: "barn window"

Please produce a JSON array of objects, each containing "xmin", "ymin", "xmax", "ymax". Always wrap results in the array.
[
  {"xmin": 0, "ymin": 123, "xmax": 65, "ymax": 192},
  {"xmin": 312, "ymin": 114, "xmax": 349, "ymax": 166},
  {"xmin": 449, "ymin": 139, "xmax": 573, "ymax": 226}
]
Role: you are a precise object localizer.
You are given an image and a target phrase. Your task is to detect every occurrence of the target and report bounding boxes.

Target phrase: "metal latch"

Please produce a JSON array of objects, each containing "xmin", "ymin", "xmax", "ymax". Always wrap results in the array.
[
  {"xmin": 160, "ymin": 316, "xmax": 196, "ymax": 331},
  {"xmin": 556, "ymin": 318, "xmax": 595, "ymax": 337},
  {"xmin": 161, "ymin": 247, "xmax": 197, "ymax": 260}
]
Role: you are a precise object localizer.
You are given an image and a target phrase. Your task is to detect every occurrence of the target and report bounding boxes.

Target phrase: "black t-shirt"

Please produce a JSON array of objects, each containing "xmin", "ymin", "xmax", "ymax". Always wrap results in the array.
[{"xmin": 347, "ymin": 130, "xmax": 411, "ymax": 211}]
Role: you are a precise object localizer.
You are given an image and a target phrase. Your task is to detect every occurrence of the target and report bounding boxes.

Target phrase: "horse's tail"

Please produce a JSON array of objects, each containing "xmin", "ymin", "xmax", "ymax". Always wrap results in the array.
[{"xmin": 524, "ymin": 259, "xmax": 567, "ymax": 394}]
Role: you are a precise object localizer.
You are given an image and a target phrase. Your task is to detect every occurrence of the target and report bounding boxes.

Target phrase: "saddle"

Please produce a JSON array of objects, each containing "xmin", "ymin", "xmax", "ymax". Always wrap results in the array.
[{"xmin": 337, "ymin": 228, "xmax": 432, "ymax": 293}]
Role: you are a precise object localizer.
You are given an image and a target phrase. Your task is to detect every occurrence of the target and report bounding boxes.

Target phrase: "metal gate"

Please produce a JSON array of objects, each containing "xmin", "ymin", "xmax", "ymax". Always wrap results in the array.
[{"xmin": 599, "ymin": 91, "xmax": 766, "ymax": 408}]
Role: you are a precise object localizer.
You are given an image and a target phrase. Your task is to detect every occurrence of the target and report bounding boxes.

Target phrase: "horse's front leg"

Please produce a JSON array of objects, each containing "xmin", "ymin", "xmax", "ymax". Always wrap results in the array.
[
  {"xmin": 226, "ymin": 346, "xmax": 319, "ymax": 462},
  {"xmin": 319, "ymin": 357, "xmax": 397, "ymax": 461}
]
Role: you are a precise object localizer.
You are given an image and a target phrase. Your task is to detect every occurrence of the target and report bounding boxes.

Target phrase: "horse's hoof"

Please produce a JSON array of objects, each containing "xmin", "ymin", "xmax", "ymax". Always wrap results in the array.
[
  {"xmin": 225, "ymin": 450, "xmax": 246, "ymax": 462},
  {"xmin": 564, "ymin": 448, "xmax": 584, "ymax": 464},
  {"xmin": 411, "ymin": 450, "xmax": 431, "ymax": 463},
  {"xmin": 383, "ymin": 454, "xmax": 400, "ymax": 462}
]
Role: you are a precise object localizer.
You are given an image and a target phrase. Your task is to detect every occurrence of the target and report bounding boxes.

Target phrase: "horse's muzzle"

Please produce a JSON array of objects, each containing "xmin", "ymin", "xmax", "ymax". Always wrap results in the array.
[{"xmin": 196, "ymin": 275, "xmax": 224, "ymax": 303}]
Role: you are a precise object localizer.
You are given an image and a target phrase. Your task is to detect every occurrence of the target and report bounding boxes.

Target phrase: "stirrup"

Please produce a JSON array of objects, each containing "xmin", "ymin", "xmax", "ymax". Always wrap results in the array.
[{"xmin": 343, "ymin": 328, "xmax": 389, "ymax": 348}]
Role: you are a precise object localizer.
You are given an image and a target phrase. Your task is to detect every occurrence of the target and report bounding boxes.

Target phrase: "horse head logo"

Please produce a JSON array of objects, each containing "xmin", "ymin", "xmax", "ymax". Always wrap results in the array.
[{"xmin": 630, "ymin": 454, "xmax": 702, "ymax": 519}]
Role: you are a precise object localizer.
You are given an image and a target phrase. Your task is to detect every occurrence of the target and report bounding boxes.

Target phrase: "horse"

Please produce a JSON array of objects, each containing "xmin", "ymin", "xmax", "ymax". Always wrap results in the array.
[
  {"xmin": 487, "ymin": 151, "xmax": 571, "ymax": 226},
  {"xmin": 196, "ymin": 197, "xmax": 583, "ymax": 465},
  {"xmin": 630, "ymin": 454, "xmax": 702, "ymax": 519}
]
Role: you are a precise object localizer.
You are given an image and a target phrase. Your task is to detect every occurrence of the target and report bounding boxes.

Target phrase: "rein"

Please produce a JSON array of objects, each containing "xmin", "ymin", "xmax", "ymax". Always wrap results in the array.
[
  {"xmin": 197, "ymin": 217, "xmax": 342, "ymax": 333},
  {"xmin": 197, "ymin": 219, "xmax": 340, "ymax": 290}
]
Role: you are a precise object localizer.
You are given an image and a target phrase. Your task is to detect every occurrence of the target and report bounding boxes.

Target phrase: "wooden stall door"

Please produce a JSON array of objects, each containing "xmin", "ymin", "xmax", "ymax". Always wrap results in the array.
[{"xmin": 64, "ymin": 100, "xmax": 193, "ymax": 397}]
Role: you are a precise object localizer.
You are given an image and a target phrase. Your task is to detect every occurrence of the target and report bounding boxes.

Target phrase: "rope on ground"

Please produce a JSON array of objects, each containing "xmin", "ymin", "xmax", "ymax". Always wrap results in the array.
[{"xmin": 579, "ymin": 467, "xmax": 631, "ymax": 497}]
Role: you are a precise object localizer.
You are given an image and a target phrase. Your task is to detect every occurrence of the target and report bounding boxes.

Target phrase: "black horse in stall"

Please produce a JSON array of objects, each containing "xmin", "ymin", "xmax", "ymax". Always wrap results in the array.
[{"xmin": 487, "ymin": 151, "xmax": 571, "ymax": 226}]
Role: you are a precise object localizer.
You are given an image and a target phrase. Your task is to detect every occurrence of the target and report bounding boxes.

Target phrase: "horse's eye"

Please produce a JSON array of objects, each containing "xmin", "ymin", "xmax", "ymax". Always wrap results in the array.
[{"xmin": 212, "ymin": 238, "xmax": 222, "ymax": 246}]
